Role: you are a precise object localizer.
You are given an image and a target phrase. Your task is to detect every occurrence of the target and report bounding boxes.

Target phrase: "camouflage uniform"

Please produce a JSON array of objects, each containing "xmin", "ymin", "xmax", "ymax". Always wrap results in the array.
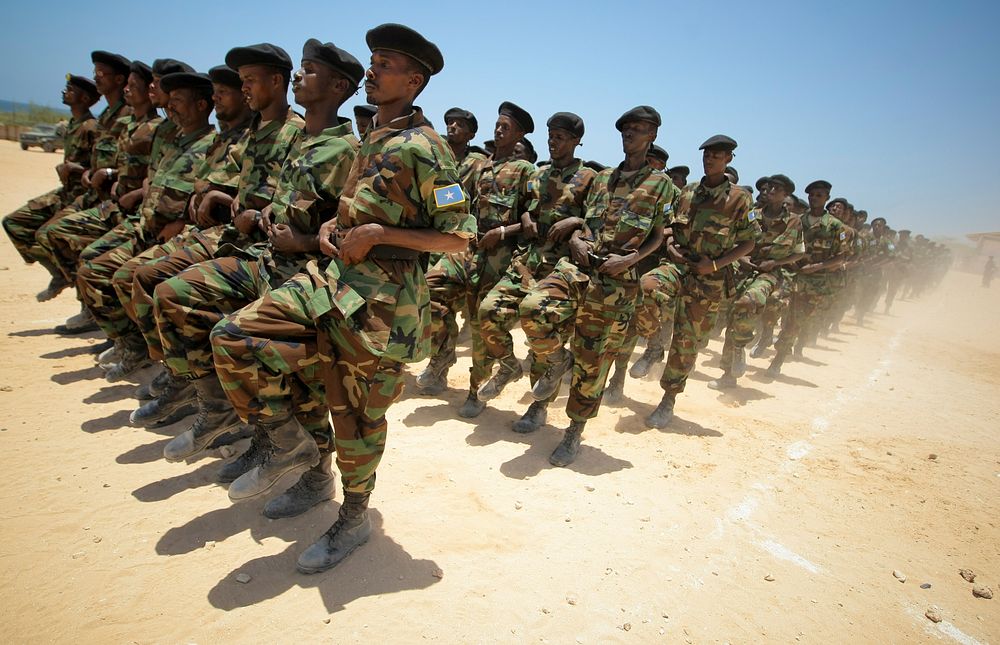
[
  {"xmin": 211, "ymin": 108, "xmax": 475, "ymax": 491},
  {"xmin": 772, "ymin": 212, "xmax": 848, "ymax": 356},
  {"xmin": 720, "ymin": 204, "xmax": 803, "ymax": 369},
  {"xmin": 2, "ymin": 110, "xmax": 97, "ymax": 263},
  {"xmin": 521, "ymin": 164, "xmax": 677, "ymax": 421},
  {"xmin": 478, "ymin": 159, "xmax": 597, "ymax": 395},
  {"xmin": 639, "ymin": 178, "xmax": 758, "ymax": 395},
  {"xmin": 426, "ymin": 153, "xmax": 533, "ymax": 393},
  {"xmin": 75, "ymin": 124, "xmax": 217, "ymax": 344}
]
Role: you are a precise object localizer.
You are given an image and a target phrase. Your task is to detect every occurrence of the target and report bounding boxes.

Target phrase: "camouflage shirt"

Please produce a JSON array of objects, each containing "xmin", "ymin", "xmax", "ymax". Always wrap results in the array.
[
  {"xmin": 62, "ymin": 111, "xmax": 98, "ymax": 200},
  {"xmin": 517, "ymin": 158, "xmax": 597, "ymax": 273},
  {"xmin": 473, "ymin": 154, "xmax": 535, "ymax": 233},
  {"xmin": 585, "ymin": 163, "xmax": 679, "ymax": 263},
  {"xmin": 750, "ymin": 205, "xmax": 805, "ymax": 263},
  {"xmin": 235, "ymin": 107, "xmax": 306, "ymax": 212},
  {"xmin": 193, "ymin": 117, "xmax": 252, "ymax": 198},
  {"xmin": 800, "ymin": 212, "xmax": 847, "ymax": 264},
  {"xmin": 148, "ymin": 118, "xmax": 181, "ymax": 177},
  {"xmin": 112, "ymin": 111, "xmax": 162, "ymax": 199},
  {"xmin": 455, "ymin": 147, "xmax": 488, "ymax": 202},
  {"xmin": 316, "ymin": 107, "xmax": 475, "ymax": 363},
  {"xmin": 672, "ymin": 177, "xmax": 759, "ymax": 260},
  {"xmin": 137, "ymin": 124, "xmax": 215, "ymax": 236},
  {"xmin": 91, "ymin": 97, "xmax": 132, "ymax": 171}
]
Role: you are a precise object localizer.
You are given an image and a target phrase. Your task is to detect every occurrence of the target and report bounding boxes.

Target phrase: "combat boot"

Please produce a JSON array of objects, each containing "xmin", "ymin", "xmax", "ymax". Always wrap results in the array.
[
  {"xmin": 731, "ymin": 346, "xmax": 747, "ymax": 378},
  {"xmin": 476, "ymin": 354, "xmax": 523, "ymax": 401},
  {"xmin": 766, "ymin": 352, "xmax": 787, "ymax": 377},
  {"xmin": 415, "ymin": 348, "xmax": 455, "ymax": 395},
  {"xmin": 129, "ymin": 372, "xmax": 196, "ymax": 427},
  {"xmin": 135, "ymin": 367, "xmax": 172, "ymax": 401},
  {"xmin": 644, "ymin": 393, "xmax": 676, "ymax": 429},
  {"xmin": 297, "ymin": 491, "xmax": 372, "ymax": 574},
  {"xmin": 217, "ymin": 425, "xmax": 272, "ymax": 483},
  {"xmin": 708, "ymin": 371, "xmax": 738, "ymax": 390},
  {"xmin": 531, "ymin": 347, "xmax": 573, "ymax": 401},
  {"xmin": 512, "ymin": 401, "xmax": 547, "ymax": 434},
  {"xmin": 263, "ymin": 452, "xmax": 336, "ymax": 519},
  {"xmin": 603, "ymin": 368, "xmax": 626, "ymax": 405},
  {"xmin": 457, "ymin": 391, "xmax": 486, "ymax": 418},
  {"xmin": 629, "ymin": 346, "xmax": 664, "ymax": 379},
  {"xmin": 750, "ymin": 327, "xmax": 773, "ymax": 359},
  {"xmin": 97, "ymin": 339, "xmax": 125, "ymax": 369},
  {"xmin": 105, "ymin": 342, "xmax": 152, "ymax": 382},
  {"xmin": 549, "ymin": 420, "xmax": 585, "ymax": 467},
  {"xmin": 228, "ymin": 416, "xmax": 320, "ymax": 502},
  {"xmin": 54, "ymin": 305, "xmax": 98, "ymax": 334},
  {"xmin": 35, "ymin": 259, "xmax": 69, "ymax": 302},
  {"xmin": 162, "ymin": 376, "xmax": 243, "ymax": 462}
]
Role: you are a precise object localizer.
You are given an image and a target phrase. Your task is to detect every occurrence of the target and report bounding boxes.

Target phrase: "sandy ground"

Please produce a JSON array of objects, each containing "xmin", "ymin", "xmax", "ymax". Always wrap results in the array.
[{"xmin": 0, "ymin": 138, "xmax": 997, "ymax": 644}]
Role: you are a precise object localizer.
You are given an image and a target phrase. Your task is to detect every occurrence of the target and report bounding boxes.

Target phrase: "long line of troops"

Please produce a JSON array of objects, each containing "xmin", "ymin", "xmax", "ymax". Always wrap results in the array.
[{"xmin": 2, "ymin": 25, "xmax": 952, "ymax": 575}]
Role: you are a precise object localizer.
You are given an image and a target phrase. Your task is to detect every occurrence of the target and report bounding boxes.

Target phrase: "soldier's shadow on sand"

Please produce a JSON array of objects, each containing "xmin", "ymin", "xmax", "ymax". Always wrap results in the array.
[
  {"xmin": 613, "ymin": 407, "xmax": 723, "ymax": 438},
  {"xmin": 745, "ymin": 368, "xmax": 818, "ymax": 389},
  {"xmin": 83, "ymin": 383, "xmax": 135, "ymax": 404},
  {"xmin": 39, "ymin": 343, "xmax": 105, "ymax": 359},
  {"xmin": 499, "ymin": 433, "xmax": 633, "ymax": 480},
  {"xmin": 131, "ymin": 459, "xmax": 224, "ymax": 501},
  {"xmin": 80, "ymin": 408, "xmax": 132, "ymax": 433},
  {"xmin": 715, "ymin": 386, "xmax": 773, "ymax": 406},
  {"xmin": 8, "ymin": 328, "xmax": 98, "ymax": 338},
  {"xmin": 205, "ymin": 510, "xmax": 441, "ymax": 613},
  {"xmin": 51, "ymin": 365, "xmax": 104, "ymax": 384}
]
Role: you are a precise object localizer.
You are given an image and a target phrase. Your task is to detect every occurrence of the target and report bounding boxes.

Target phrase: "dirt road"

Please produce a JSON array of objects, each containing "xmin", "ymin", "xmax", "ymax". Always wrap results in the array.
[{"xmin": 0, "ymin": 140, "xmax": 996, "ymax": 643}]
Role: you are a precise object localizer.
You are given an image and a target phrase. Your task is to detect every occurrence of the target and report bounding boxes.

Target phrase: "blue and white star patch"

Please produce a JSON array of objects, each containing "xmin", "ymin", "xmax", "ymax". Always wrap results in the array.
[
  {"xmin": 748, "ymin": 210, "xmax": 757, "ymax": 221},
  {"xmin": 433, "ymin": 184, "xmax": 466, "ymax": 208},
  {"xmin": 839, "ymin": 231, "xmax": 847, "ymax": 240}
]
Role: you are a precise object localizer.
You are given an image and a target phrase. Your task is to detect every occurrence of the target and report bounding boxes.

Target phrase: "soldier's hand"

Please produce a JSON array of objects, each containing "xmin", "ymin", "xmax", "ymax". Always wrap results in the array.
[
  {"xmin": 56, "ymin": 163, "xmax": 69, "ymax": 185},
  {"xmin": 478, "ymin": 227, "xmax": 502, "ymax": 251},
  {"xmin": 548, "ymin": 217, "xmax": 581, "ymax": 242},
  {"xmin": 339, "ymin": 223, "xmax": 383, "ymax": 265},
  {"xmin": 156, "ymin": 220, "xmax": 185, "ymax": 243},
  {"xmin": 118, "ymin": 189, "xmax": 142, "ymax": 211},
  {"xmin": 599, "ymin": 252, "xmax": 636, "ymax": 277},
  {"xmin": 569, "ymin": 236, "xmax": 590, "ymax": 267},
  {"xmin": 521, "ymin": 213, "xmax": 538, "ymax": 240},
  {"xmin": 258, "ymin": 205, "xmax": 273, "ymax": 234},
  {"xmin": 757, "ymin": 260, "xmax": 777, "ymax": 273},
  {"xmin": 91, "ymin": 168, "xmax": 111, "ymax": 190},
  {"xmin": 81, "ymin": 169, "xmax": 93, "ymax": 188},
  {"xmin": 267, "ymin": 223, "xmax": 302, "ymax": 253},
  {"xmin": 798, "ymin": 263, "xmax": 819, "ymax": 274},
  {"xmin": 319, "ymin": 219, "xmax": 339, "ymax": 257},
  {"xmin": 233, "ymin": 209, "xmax": 259, "ymax": 235},
  {"xmin": 665, "ymin": 243, "xmax": 687, "ymax": 266},
  {"xmin": 694, "ymin": 256, "xmax": 716, "ymax": 276}
]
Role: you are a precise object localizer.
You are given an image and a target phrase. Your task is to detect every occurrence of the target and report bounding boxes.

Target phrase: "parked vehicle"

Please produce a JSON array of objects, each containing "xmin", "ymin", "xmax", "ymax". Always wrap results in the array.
[{"xmin": 19, "ymin": 123, "xmax": 63, "ymax": 153}]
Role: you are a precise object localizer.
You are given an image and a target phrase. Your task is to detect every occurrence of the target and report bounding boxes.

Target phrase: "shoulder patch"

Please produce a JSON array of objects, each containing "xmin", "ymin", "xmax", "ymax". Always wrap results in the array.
[
  {"xmin": 526, "ymin": 180, "xmax": 535, "ymax": 193},
  {"xmin": 662, "ymin": 202, "xmax": 672, "ymax": 214},
  {"xmin": 748, "ymin": 210, "xmax": 757, "ymax": 221},
  {"xmin": 433, "ymin": 184, "xmax": 466, "ymax": 208},
  {"xmin": 839, "ymin": 231, "xmax": 847, "ymax": 240}
]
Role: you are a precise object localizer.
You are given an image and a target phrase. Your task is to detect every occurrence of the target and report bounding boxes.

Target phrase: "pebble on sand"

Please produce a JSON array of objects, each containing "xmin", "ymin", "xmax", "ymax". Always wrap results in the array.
[
  {"xmin": 959, "ymin": 568, "xmax": 976, "ymax": 583},
  {"xmin": 235, "ymin": 573, "xmax": 251, "ymax": 584},
  {"xmin": 892, "ymin": 570, "xmax": 906, "ymax": 583},
  {"xmin": 972, "ymin": 585, "xmax": 993, "ymax": 599},
  {"xmin": 764, "ymin": 574, "xmax": 775, "ymax": 582},
  {"xmin": 925, "ymin": 607, "xmax": 943, "ymax": 623}
]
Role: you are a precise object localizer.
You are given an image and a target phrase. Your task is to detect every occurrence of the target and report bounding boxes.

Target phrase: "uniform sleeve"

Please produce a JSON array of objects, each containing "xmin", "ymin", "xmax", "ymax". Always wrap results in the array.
[
  {"xmin": 414, "ymin": 137, "xmax": 476, "ymax": 238},
  {"xmin": 524, "ymin": 166, "xmax": 543, "ymax": 215},
  {"xmin": 732, "ymin": 192, "xmax": 760, "ymax": 244},
  {"xmin": 284, "ymin": 139, "xmax": 356, "ymax": 231}
]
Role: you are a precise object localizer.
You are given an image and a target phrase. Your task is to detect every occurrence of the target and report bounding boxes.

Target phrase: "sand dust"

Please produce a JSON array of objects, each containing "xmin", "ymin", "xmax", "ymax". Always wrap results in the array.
[{"xmin": 0, "ymin": 140, "xmax": 997, "ymax": 643}]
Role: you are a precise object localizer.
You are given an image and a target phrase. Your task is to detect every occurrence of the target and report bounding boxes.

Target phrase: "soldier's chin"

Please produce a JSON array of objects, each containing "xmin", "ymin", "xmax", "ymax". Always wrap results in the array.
[{"xmin": 365, "ymin": 91, "xmax": 380, "ymax": 105}]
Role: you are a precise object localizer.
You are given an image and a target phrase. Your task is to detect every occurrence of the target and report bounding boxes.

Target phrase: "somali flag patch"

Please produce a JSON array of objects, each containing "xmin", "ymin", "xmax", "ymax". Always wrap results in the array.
[{"xmin": 434, "ymin": 183, "xmax": 466, "ymax": 208}]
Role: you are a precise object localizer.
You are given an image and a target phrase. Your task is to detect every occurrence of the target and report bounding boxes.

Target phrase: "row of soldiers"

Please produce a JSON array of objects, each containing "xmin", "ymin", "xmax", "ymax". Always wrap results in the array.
[{"xmin": 2, "ymin": 25, "xmax": 949, "ymax": 576}]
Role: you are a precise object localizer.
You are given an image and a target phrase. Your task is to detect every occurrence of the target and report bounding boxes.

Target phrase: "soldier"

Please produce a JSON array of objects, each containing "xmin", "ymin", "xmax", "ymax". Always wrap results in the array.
[
  {"xmin": 147, "ymin": 59, "xmax": 196, "ymax": 171},
  {"xmin": 641, "ymin": 135, "xmax": 758, "ymax": 429},
  {"xmin": 646, "ymin": 144, "xmax": 669, "ymax": 171},
  {"xmin": 475, "ymin": 112, "xmax": 597, "ymax": 431},
  {"xmin": 154, "ymin": 39, "xmax": 363, "ymax": 504},
  {"xmin": 209, "ymin": 23, "xmax": 475, "ymax": 572},
  {"xmin": 856, "ymin": 216, "xmax": 894, "ymax": 324},
  {"xmin": 352, "ymin": 104, "xmax": 376, "ymax": 137},
  {"xmin": 709, "ymin": 173, "xmax": 803, "ymax": 388},
  {"xmin": 766, "ymin": 180, "xmax": 848, "ymax": 376},
  {"xmin": 147, "ymin": 42, "xmax": 305, "ymax": 462},
  {"xmin": 519, "ymin": 106, "xmax": 676, "ymax": 465},
  {"xmin": 983, "ymin": 256, "xmax": 996, "ymax": 288},
  {"xmin": 666, "ymin": 165, "xmax": 689, "ymax": 190},
  {"xmin": 3, "ymin": 73, "xmax": 99, "ymax": 300},
  {"xmin": 74, "ymin": 71, "xmax": 217, "ymax": 381},
  {"xmin": 443, "ymin": 107, "xmax": 488, "ymax": 197},
  {"xmin": 422, "ymin": 101, "xmax": 536, "ymax": 416},
  {"xmin": 514, "ymin": 138, "xmax": 537, "ymax": 163},
  {"xmin": 883, "ymin": 228, "xmax": 911, "ymax": 313}
]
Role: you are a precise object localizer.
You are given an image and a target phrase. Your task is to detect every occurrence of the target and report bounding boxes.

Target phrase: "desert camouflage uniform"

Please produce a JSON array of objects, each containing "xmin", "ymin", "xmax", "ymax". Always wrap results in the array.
[
  {"xmin": 521, "ymin": 163, "xmax": 677, "ymax": 421},
  {"xmin": 211, "ymin": 108, "xmax": 475, "ymax": 490}
]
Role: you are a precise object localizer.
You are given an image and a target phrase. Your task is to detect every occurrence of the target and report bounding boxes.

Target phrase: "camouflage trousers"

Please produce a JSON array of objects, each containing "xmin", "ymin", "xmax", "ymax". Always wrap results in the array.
[
  {"xmin": 3, "ymin": 189, "xmax": 67, "ymax": 264},
  {"xmin": 761, "ymin": 273, "xmax": 793, "ymax": 333},
  {"xmin": 856, "ymin": 268, "xmax": 884, "ymax": 319},
  {"xmin": 211, "ymin": 266, "xmax": 405, "ymax": 494},
  {"xmin": 634, "ymin": 261, "xmax": 682, "ymax": 341},
  {"xmin": 720, "ymin": 271, "xmax": 781, "ymax": 369},
  {"xmin": 427, "ymin": 243, "xmax": 514, "ymax": 391},
  {"xmin": 773, "ymin": 275, "xmax": 836, "ymax": 354},
  {"xmin": 35, "ymin": 200, "xmax": 122, "ymax": 283},
  {"xmin": 76, "ymin": 219, "xmax": 147, "ymax": 341},
  {"xmin": 521, "ymin": 257, "xmax": 636, "ymax": 422}
]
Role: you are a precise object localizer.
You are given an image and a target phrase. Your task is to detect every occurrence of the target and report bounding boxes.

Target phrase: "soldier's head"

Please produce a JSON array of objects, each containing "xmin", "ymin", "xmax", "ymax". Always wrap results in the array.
[
  {"xmin": 724, "ymin": 165, "xmax": 739, "ymax": 184},
  {"xmin": 294, "ymin": 40, "xmax": 364, "ymax": 113},
  {"xmin": 514, "ymin": 138, "xmax": 537, "ymax": 163},
  {"xmin": 699, "ymin": 135, "xmax": 737, "ymax": 178},
  {"xmin": 364, "ymin": 24, "xmax": 443, "ymax": 106},
  {"xmin": 804, "ymin": 180, "xmax": 832, "ymax": 211},
  {"xmin": 225, "ymin": 44, "xmax": 294, "ymax": 113},
  {"xmin": 616, "ymin": 106, "xmax": 660, "ymax": 158},
  {"xmin": 667, "ymin": 165, "xmax": 689, "ymax": 189},
  {"xmin": 484, "ymin": 139, "xmax": 496, "ymax": 157},
  {"xmin": 125, "ymin": 61, "xmax": 153, "ymax": 111},
  {"xmin": 827, "ymin": 197, "xmax": 847, "ymax": 218},
  {"xmin": 495, "ymin": 102, "xmax": 533, "ymax": 153},
  {"xmin": 444, "ymin": 107, "xmax": 478, "ymax": 147},
  {"xmin": 161, "ymin": 72, "xmax": 214, "ymax": 134},
  {"xmin": 91, "ymin": 51, "xmax": 130, "ymax": 97},
  {"xmin": 546, "ymin": 112, "xmax": 584, "ymax": 165},
  {"xmin": 765, "ymin": 174, "xmax": 794, "ymax": 207},
  {"xmin": 646, "ymin": 144, "xmax": 668, "ymax": 171},
  {"xmin": 150, "ymin": 59, "xmax": 195, "ymax": 115},
  {"xmin": 856, "ymin": 209, "xmax": 868, "ymax": 225},
  {"xmin": 63, "ymin": 74, "xmax": 100, "ymax": 109},
  {"xmin": 353, "ymin": 105, "xmax": 376, "ymax": 137},
  {"xmin": 786, "ymin": 195, "xmax": 808, "ymax": 215},
  {"xmin": 208, "ymin": 65, "xmax": 249, "ymax": 125}
]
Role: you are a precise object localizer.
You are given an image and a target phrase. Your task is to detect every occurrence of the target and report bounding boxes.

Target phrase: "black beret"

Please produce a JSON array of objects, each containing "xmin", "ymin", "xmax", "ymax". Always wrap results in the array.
[
  {"xmin": 546, "ymin": 111, "xmax": 584, "ymax": 138},
  {"xmin": 129, "ymin": 60, "xmax": 153, "ymax": 84},
  {"xmin": 91, "ymin": 50, "xmax": 131, "ymax": 76},
  {"xmin": 725, "ymin": 165, "xmax": 739, "ymax": 182},
  {"xmin": 444, "ymin": 107, "xmax": 478, "ymax": 133},
  {"xmin": 699, "ymin": 134, "xmax": 738, "ymax": 151},
  {"xmin": 301, "ymin": 38, "xmax": 365, "ymax": 86},
  {"xmin": 646, "ymin": 144, "xmax": 668, "ymax": 164},
  {"xmin": 366, "ymin": 23, "xmax": 444, "ymax": 75},
  {"xmin": 668, "ymin": 165, "xmax": 690, "ymax": 178},
  {"xmin": 845, "ymin": 202, "xmax": 855, "ymax": 211},
  {"xmin": 353, "ymin": 104, "xmax": 377, "ymax": 118},
  {"xmin": 898, "ymin": 229, "xmax": 911, "ymax": 235},
  {"xmin": 483, "ymin": 139, "xmax": 495, "ymax": 149},
  {"xmin": 65, "ymin": 74, "xmax": 99, "ymax": 98},
  {"xmin": 225, "ymin": 43, "xmax": 293, "ymax": 72},
  {"xmin": 208, "ymin": 65, "xmax": 242, "ymax": 88},
  {"xmin": 159, "ymin": 72, "xmax": 213, "ymax": 94},
  {"xmin": 518, "ymin": 138, "xmax": 537, "ymax": 161},
  {"xmin": 152, "ymin": 59, "xmax": 195, "ymax": 77},
  {"xmin": 615, "ymin": 105, "xmax": 661, "ymax": 131},
  {"xmin": 827, "ymin": 197, "xmax": 848, "ymax": 209},
  {"xmin": 536, "ymin": 160, "xmax": 551, "ymax": 168},
  {"xmin": 467, "ymin": 144, "xmax": 488, "ymax": 156},
  {"xmin": 871, "ymin": 217, "xmax": 886, "ymax": 225},
  {"xmin": 804, "ymin": 180, "xmax": 832, "ymax": 193},
  {"xmin": 498, "ymin": 101, "xmax": 534, "ymax": 134},
  {"xmin": 755, "ymin": 176, "xmax": 769, "ymax": 192},
  {"xmin": 768, "ymin": 174, "xmax": 795, "ymax": 194},
  {"xmin": 584, "ymin": 160, "xmax": 608, "ymax": 172}
]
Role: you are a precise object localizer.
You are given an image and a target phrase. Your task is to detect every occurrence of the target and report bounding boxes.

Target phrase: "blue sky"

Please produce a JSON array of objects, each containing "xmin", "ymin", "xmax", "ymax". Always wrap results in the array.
[{"xmin": 1, "ymin": 0, "xmax": 998, "ymax": 237}]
